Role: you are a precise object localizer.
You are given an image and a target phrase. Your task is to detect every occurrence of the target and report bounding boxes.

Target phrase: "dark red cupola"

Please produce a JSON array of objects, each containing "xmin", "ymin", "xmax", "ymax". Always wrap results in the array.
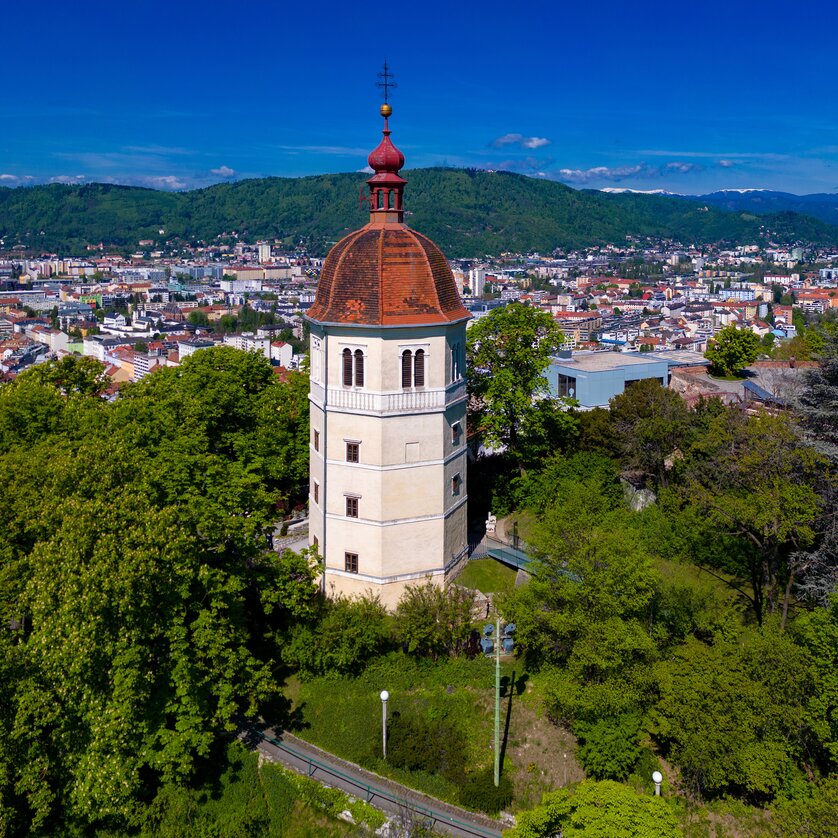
[
  {"xmin": 306, "ymin": 101, "xmax": 469, "ymax": 328},
  {"xmin": 365, "ymin": 105, "xmax": 407, "ymax": 224}
]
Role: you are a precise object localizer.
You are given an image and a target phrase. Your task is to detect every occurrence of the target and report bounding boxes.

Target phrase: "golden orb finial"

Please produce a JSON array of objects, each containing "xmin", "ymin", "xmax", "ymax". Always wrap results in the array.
[{"xmin": 380, "ymin": 103, "xmax": 393, "ymax": 118}]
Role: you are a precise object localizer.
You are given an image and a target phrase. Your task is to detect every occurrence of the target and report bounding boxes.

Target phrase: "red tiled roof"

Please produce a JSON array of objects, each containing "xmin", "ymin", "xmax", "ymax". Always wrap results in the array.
[{"xmin": 307, "ymin": 224, "xmax": 469, "ymax": 327}]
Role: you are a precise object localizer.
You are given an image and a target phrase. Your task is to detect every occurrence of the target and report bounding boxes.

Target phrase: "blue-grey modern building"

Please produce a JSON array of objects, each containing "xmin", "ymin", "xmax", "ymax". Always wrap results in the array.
[{"xmin": 546, "ymin": 352, "xmax": 671, "ymax": 408}]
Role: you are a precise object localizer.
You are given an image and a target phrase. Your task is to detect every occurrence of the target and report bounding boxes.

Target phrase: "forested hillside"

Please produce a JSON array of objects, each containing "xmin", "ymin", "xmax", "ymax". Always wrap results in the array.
[{"xmin": 3, "ymin": 170, "xmax": 838, "ymax": 257}]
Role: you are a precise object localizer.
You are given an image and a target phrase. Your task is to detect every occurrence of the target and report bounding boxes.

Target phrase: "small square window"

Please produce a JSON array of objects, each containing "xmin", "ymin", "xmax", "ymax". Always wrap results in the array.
[
  {"xmin": 345, "ymin": 552, "xmax": 358, "ymax": 573},
  {"xmin": 313, "ymin": 481, "xmax": 319, "ymax": 504},
  {"xmin": 452, "ymin": 473, "xmax": 462, "ymax": 496},
  {"xmin": 346, "ymin": 496, "xmax": 359, "ymax": 518},
  {"xmin": 346, "ymin": 442, "xmax": 360, "ymax": 463},
  {"xmin": 313, "ymin": 429, "xmax": 320, "ymax": 452}
]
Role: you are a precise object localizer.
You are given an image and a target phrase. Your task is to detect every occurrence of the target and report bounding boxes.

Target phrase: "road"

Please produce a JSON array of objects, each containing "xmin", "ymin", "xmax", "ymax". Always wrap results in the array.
[{"xmin": 242, "ymin": 727, "xmax": 506, "ymax": 837}]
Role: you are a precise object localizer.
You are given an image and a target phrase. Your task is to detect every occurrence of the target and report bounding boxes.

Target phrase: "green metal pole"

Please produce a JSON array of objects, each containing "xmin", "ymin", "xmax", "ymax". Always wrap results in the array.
[{"xmin": 494, "ymin": 614, "xmax": 501, "ymax": 787}]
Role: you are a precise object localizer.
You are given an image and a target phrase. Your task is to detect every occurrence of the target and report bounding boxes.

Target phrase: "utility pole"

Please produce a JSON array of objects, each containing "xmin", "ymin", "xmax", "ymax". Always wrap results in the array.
[{"xmin": 494, "ymin": 613, "xmax": 501, "ymax": 787}]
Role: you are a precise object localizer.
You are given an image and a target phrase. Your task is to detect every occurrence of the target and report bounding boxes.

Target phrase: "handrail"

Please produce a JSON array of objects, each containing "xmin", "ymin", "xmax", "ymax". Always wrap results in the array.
[{"xmin": 250, "ymin": 728, "xmax": 502, "ymax": 837}]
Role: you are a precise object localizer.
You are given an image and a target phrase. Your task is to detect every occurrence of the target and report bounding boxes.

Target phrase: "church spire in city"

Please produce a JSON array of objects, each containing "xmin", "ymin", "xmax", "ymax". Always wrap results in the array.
[{"xmin": 367, "ymin": 61, "xmax": 406, "ymax": 224}]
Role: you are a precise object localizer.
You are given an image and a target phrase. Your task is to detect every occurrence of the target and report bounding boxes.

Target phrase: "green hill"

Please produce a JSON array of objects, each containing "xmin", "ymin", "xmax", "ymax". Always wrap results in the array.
[{"xmin": 2, "ymin": 169, "xmax": 837, "ymax": 257}]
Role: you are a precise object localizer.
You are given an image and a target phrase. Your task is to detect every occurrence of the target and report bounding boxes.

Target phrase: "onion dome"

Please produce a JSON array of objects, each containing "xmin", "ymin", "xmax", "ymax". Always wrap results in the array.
[{"xmin": 307, "ymin": 104, "xmax": 469, "ymax": 328}]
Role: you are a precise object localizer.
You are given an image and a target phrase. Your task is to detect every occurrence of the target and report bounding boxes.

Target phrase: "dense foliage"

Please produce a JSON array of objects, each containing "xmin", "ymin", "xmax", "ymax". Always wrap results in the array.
[
  {"xmin": 0, "ymin": 350, "xmax": 315, "ymax": 835},
  {"xmin": 4, "ymin": 170, "xmax": 838, "ymax": 256}
]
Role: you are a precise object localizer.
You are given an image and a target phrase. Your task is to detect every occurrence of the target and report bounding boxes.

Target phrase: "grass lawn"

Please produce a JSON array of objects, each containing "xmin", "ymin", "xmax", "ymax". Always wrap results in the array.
[
  {"xmin": 456, "ymin": 558, "xmax": 518, "ymax": 594},
  {"xmin": 283, "ymin": 653, "xmax": 583, "ymax": 813}
]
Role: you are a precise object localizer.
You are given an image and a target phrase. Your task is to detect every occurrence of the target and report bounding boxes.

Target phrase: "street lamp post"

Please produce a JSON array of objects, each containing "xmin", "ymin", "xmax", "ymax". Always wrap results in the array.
[
  {"xmin": 652, "ymin": 770, "xmax": 663, "ymax": 796},
  {"xmin": 380, "ymin": 690, "xmax": 389, "ymax": 760}
]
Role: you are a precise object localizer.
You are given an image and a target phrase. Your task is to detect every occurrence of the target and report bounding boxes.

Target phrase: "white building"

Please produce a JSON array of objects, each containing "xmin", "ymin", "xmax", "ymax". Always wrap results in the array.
[{"xmin": 306, "ymin": 107, "xmax": 470, "ymax": 609}]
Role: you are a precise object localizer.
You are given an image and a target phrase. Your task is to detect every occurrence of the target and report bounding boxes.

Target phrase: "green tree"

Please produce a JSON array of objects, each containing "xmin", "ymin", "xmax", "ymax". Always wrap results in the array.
[
  {"xmin": 466, "ymin": 303, "xmax": 564, "ymax": 468},
  {"xmin": 19, "ymin": 355, "xmax": 109, "ymax": 397},
  {"xmin": 651, "ymin": 630, "xmax": 813, "ymax": 800},
  {"xmin": 609, "ymin": 379, "xmax": 691, "ymax": 487},
  {"xmin": 0, "ymin": 347, "xmax": 316, "ymax": 832},
  {"xmin": 506, "ymin": 780, "xmax": 682, "ymax": 838},
  {"xmin": 394, "ymin": 582, "xmax": 476, "ymax": 659},
  {"xmin": 282, "ymin": 594, "xmax": 389, "ymax": 678},
  {"xmin": 704, "ymin": 325, "xmax": 760, "ymax": 376},
  {"xmin": 681, "ymin": 410, "xmax": 826, "ymax": 626},
  {"xmin": 797, "ymin": 331, "xmax": 838, "ymax": 460}
]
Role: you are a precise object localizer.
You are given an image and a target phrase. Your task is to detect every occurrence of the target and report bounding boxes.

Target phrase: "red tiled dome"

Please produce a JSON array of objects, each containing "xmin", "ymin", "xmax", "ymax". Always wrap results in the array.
[{"xmin": 307, "ymin": 224, "xmax": 469, "ymax": 327}]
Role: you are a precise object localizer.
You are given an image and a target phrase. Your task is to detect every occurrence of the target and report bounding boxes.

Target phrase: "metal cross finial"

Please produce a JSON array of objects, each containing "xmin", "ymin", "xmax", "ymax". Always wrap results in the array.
[{"xmin": 376, "ymin": 60, "xmax": 397, "ymax": 104}]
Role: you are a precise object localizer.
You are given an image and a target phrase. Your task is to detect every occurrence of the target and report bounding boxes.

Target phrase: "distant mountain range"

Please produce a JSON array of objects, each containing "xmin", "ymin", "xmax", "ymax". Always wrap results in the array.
[
  {"xmin": 2, "ymin": 169, "xmax": 838, "ymax": 258},
  {"xmin": 601, "ymin": 187, "xmax": 838, "ymax": 228}
]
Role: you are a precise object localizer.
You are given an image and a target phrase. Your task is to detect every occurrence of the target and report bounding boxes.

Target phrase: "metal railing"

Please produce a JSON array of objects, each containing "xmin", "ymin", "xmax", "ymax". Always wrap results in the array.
[{"xmin": 249, "ymin": 728, "xmax": 502, "ymax": 837}]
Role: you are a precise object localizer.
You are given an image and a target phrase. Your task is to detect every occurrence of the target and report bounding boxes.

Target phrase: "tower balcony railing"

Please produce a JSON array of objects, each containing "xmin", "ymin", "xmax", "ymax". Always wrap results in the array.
[{"xmin": 311, "ymin": 379, "xmax": 466, "ymax": 413}]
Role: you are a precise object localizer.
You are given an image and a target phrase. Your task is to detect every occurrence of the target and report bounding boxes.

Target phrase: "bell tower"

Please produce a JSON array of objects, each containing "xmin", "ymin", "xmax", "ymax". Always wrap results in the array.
[{"xmin": 305, "ymin": 84, "xmax": 470, "ymax": 609}]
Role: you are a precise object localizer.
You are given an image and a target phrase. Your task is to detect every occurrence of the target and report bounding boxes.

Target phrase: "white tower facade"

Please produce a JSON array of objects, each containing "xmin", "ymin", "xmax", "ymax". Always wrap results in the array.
[{"xmin": 305, "ymin": 106, "xmax": 469, "ymax": 609}]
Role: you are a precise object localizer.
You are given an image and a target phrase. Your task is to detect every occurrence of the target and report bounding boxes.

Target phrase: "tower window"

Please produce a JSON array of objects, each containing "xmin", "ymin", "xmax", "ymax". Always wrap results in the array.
[
  {"xmin": 345, "ymin": 496, "xmax": 359, "ymax": 518},
  {"xmin": 452, "ymin": 473, "xmax": 462, "ymax": 496},
  {"xmin": 414, "ymin": 349, "xmax": 425, "ymax": 387},
  {"xmin": 342, "ymin": 347, "xmax": 366, "ymax": 388},
  {"xmin": 313, "ymin": 481, "xmax": 319, "ymax": 504},
  {"xmin": 451, "ymin": 342, "xmax": 462, "ymax": 382},
  {"xmin": 345, "ymin": 552, "xmax": 358, "ymax": 573},
  {"xmin": 401, "ymin": 350, "xmax": 412, "ymax": 388},
  {"xmin": 313, "ymin": 429, "xmax": 320, "ymax": 452},
  {"xmin": 346, "ymin": 442, "xmax": 360, "ymax": 463},
  {"xmin": 401, "ymin": 349, "xmax": 427, "ymax": 388},
  {"xmin": 451, "ymin": 422, "xmax": 462, "ymax": 445},
  {"xmin": 342, "ymin": 348, "xmax": 352, "ymax": 386},
  {"xmin": 354, "ymin": 349, "xmax": 364, "ymax": 387},
  {"xmin": 312, "ymin": 535, "xmax": 318, "ymax": 553}
]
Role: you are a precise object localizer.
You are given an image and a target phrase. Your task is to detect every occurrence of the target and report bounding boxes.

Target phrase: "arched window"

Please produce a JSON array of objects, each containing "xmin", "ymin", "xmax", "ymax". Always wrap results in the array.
[
  {"xmin": 413, "ymin": 349, "xmax": 425, "ymax": 387},
  {"xmin": 342, "ymin": 348, "xmax": 352, "ymax": 386},
  {"xmin": 401, "ymin": 350, "xmax": 412, "ymax": 388},
  {"xmin": 354, "ymin": 349, "xmax": 364, "ymax": 387}
]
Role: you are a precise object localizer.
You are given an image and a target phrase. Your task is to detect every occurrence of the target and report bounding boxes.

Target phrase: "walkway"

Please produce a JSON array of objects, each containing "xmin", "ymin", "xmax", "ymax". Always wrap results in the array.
[{"xmin": 242, "ymin": 727, "xmax": 505, "ymax": 837}]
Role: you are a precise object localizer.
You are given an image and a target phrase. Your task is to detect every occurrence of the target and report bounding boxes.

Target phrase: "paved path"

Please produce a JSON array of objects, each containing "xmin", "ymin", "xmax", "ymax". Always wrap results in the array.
[{"xmin": 242, "ymin": 727, "xmax": 506, "ymax": 837}]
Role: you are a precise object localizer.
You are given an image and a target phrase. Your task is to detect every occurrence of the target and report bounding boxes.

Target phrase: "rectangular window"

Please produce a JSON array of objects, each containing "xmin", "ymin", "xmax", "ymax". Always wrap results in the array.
[
  {"xmin": 312, "ymin": 535, "xmax": 319, "ymax": 552},
  {"xmin": 451, "ymin": 422, "xmax": 462, "ymax": 445},
  {"xmin": 313, "ymin": 429, "xmax": 320, "ymax": 452},
  {"xmin": 346, "ymin": 442, "xmax": 359, "ymax": 463},
  {"xmin": 345, "ymin": 496, "xmax": 358, "ymax": 518},
  {"xmin": 313, "ymin": 481, "xmax": 319, "ymax": 504},
  {"xmin": 452, "ymin": 473, "xmax": 462, "ymax": 496},
  {"xmin": 557, "ymin": 373, "xmax": 577, "ymax": 398},
  {"xmin": 345, "ymin": 552, "xmax": 358, "ymax": 573}
]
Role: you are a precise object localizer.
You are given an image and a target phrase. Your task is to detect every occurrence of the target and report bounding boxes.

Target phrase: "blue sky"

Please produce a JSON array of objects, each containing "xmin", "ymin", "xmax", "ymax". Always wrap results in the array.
[{"xmin": 2, "ymin": 0, "xmax": 837, "ymax": 194}]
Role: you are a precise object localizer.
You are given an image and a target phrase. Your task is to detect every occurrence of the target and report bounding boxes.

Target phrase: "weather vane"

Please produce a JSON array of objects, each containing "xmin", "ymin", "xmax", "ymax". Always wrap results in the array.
[{"xmin": 376, "ymin": 60, "xmax": 397, "ymax": 105}]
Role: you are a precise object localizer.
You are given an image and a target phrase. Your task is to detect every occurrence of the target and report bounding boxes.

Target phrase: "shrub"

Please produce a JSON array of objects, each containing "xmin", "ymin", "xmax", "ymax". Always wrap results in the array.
[
  {"xmin": 283, "ymin": 593, "xmax": 389, "ymax": 678},
  {"xmin": 387, "ymin": 711, "xmax": 467, "ymax": 782},
  {"xmin": 575, "ymin": 713, "xmax": 644, "ymax": 781},
  {"xmin": 394, "ymin": 581, "xmax": 476, "ymax": 659},
  {"xmin": 459, "ymin": 767, "xmax": 514, "ymax": 815}
]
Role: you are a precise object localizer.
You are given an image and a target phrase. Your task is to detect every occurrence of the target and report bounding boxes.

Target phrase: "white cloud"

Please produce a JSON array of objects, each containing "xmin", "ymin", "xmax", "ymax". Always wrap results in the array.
[
  {"xmin": 211, "ymin": 165, "xmax": 236, "ymax": 177},
  {"xmin": 0, "ymin": 173, "xmax": 18, "ymax": 181},
  {"xmin": 140, "ymin": 175, "xmax": 188, "ymax": 190},
  {"xmin": 718, "ymin": 159, "xmax": 735, "ymax": 167},
  {"xmin": 356, "ymin": 165, "xmax": 374, "ymax": 174},
  {"xmin": 558, "ymin": 165, "xmax": 644, "ymax": 183},
  {"xmin": 666, "ymin": 161, "xmax": 699, "ymax": 173},
  {"xmin": 491, "ymin": 133, "xmax": 551, "ymax": 150},
  {"xmin": 50, "ymin": 175, "xmax": 86, "ymax": 184}
]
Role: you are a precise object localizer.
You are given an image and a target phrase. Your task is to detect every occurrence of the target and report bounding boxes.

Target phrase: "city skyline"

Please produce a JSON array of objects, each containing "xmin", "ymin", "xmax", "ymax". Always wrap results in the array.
[{"xmin": 2, "ymin": 0, "xmax": 837, "ymax": 194}]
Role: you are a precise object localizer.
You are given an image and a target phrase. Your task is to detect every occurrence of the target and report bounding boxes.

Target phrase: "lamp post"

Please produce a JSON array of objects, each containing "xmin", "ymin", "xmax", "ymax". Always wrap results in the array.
[
  {"xmin": 380, "ymin": 690, "xmax": 389, "ymax": 760},
  {"xmin": 652, "ymin": 770, "xmax": 663, "ymax": 796}
]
